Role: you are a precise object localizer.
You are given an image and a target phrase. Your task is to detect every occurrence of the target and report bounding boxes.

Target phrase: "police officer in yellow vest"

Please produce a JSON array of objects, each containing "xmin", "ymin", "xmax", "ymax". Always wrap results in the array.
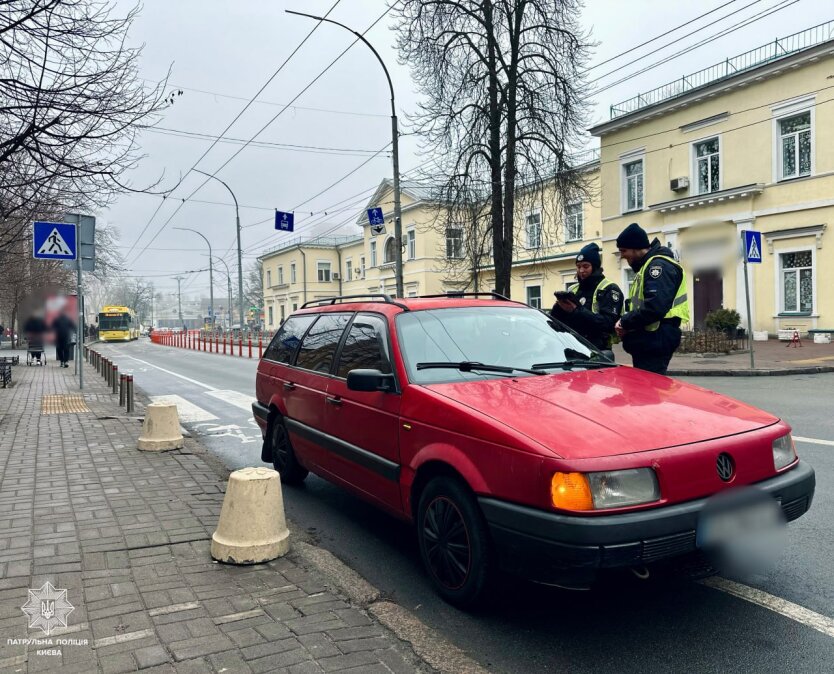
[
  {"xmin": 614, "ymin": 223, "xmax": 690, "ymax": 375},
  {"xmin": 551, "ymin": 243, "xmax": 624, "ymax": 351}
]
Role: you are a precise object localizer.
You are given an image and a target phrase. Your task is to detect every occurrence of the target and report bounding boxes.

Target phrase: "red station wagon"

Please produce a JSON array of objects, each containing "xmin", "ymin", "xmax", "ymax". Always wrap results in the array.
[{"xmin": 252, "ymin": 294, "xmax": 815, "ymax": 606}]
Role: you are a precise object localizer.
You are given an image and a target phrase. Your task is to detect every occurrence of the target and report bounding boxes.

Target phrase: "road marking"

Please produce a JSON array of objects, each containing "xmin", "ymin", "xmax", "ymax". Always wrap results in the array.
[
  {"xmin": 120, "ymin": 354, "xmax": 216, "ymax": 390},
  {"xmin": 700, "ymin": 577, "xmax": 834, "ymax": 639},
  {"xmin": 794, "ymin": 435, "xmax": 834, "ymax": 447},
  {"xmin": 150, "ymin": 395, "xmax": 217, "ymax": 423},
  {"xmin": 206, "ymin": 389, "xmax": 256, "ymax": 411}
]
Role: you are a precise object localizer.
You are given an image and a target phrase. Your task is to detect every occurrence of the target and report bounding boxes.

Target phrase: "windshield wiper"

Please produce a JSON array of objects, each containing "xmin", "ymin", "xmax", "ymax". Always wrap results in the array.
[
  {"xmin": 532, "ymin": 359, "xmax": 617, "ymax": 370},
  {"xmin": 416, "ymin": 361, "xmax": 546, "ymax": 376}
]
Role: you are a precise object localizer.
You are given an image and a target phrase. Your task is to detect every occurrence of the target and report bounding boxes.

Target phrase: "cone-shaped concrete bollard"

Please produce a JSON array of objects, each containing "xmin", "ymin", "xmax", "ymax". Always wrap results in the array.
[
  {"xmin": 211, "ymin": 467, "xmax": 290, "ymax": 564},
  {"xmin": 137, "ymin": 402, "xmax": 184, "ymax": 451}
]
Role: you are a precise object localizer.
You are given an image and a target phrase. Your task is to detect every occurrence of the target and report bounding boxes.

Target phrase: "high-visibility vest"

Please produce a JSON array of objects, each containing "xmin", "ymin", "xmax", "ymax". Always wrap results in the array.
[
  {"xmin": 569, "ymin": 278, "xmax": 620, "ymax": 346},
  {"xmin": 628, "ymin": 254, "xmax": 690, "ymax": 331}
]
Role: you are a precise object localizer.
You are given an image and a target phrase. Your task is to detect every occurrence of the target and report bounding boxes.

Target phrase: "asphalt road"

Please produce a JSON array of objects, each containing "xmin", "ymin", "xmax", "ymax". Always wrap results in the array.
[{"xmin": 97, "ymin": 339, "xmax": 834, "ymax": 673}]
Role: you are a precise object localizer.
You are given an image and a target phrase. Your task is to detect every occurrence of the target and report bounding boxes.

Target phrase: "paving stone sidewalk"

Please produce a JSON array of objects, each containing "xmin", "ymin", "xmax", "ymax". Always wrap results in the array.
[{"xmin": 0, "ymin": 357, "xmax": 428, "ymax": 674}]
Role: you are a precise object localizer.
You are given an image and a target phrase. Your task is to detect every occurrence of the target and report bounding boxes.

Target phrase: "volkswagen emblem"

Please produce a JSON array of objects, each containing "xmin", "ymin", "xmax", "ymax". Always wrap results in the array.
[{"xmin": 716, "ymin": 453, "xmax": 735, "ymax": 481}]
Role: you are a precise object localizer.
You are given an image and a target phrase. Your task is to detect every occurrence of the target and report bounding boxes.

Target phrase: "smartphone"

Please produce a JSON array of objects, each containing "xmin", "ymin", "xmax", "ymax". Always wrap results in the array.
[{"xmin": 555, "ymin": 291, "xmax": 579, "ymax": 304}]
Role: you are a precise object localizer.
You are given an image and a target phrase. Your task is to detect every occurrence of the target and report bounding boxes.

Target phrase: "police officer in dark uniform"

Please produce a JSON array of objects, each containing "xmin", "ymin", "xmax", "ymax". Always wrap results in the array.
[
  {"xmin": 551, "ymin": 243, "xmax": 624, "ymax": 351},
  {"xmin": 614, "ymin": 223, "xmax": 690, "ymax": 375}
]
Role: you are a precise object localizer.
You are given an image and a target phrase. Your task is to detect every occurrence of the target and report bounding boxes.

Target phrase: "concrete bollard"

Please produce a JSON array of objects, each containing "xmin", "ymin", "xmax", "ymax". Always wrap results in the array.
[
  {"xmin": 137, "ymin": 402, "xmax": 183, "ymax": 451},
  {"xmin": 210, "ymin": 467, "xmax": 290, "ymax": 564}
]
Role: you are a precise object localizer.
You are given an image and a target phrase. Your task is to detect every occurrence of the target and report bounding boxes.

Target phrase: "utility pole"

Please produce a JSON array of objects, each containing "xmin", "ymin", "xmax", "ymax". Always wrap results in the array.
[
  {"xmin": 195, "ymin": 170, "xmax": 244, "ymax": 327},
  {"xmin": 174, "ymin": 227, "xmax": 214, "ymax": 328},
  {"xmin": 286, "ymin": 10, "xmax": 404, "ymax": 297},
  {"xmin": 214, "ymin": 257, "xmax": 234, "ymax": 328},
  {"xmin": 173, "ymin": 276, "xmax": 185, "ymax": 328}
]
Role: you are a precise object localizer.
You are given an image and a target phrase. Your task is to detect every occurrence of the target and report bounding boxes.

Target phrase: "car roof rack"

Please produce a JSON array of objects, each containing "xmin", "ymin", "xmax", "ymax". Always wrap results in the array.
[
  {"xmin": 300, "ymin": 294, "xmax": 409, "ymax": 310},
  {"xmin": 418, "ymin": 292, "xmax": 514, "ymax": 301}
]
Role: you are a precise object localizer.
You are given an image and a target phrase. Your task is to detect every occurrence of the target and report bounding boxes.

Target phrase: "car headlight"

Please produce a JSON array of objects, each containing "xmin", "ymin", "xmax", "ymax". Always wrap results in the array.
[
  {"xmin": 772, "ymin": 433, "xmax": 797, "ymax": 471},
  {"xmin": 551, "ymin": 468, "xmax": 660, "ymax": 511}
]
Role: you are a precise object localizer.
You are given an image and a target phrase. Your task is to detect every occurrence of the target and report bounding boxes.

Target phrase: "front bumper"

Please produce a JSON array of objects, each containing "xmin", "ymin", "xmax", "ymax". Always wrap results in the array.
[{"xmin": 479, "ymin": 460, "xmax": 815, "ymax": 583}]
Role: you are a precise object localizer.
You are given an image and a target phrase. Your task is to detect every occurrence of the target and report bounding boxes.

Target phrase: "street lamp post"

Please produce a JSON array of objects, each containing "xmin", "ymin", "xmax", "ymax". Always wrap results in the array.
[
  {"xmin": 214, "ymin": 257, "xmax": 234, "ymax": 329},
  {"xmin": 172, "ymin": 276, "xmax": 185, "ymax": 328},
  {"xmin": 286, "ymin": 10, "xmax": 404, "ymax": 297},
  {"xmin": 195, "ymin": 170, "xmax": 245, "ymax": 327},
  {"xmin": 174, "ymin": 227, "xmax": 214, "ymax": 328}
]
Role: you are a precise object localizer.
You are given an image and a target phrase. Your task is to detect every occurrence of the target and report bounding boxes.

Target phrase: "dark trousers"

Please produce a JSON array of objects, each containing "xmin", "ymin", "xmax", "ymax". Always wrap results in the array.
[
  {"xmin": 622, "ymin": 323, "xmax": 682, "ymax": 375},
  {"xmin": 56, "ymin": 339, "xmax": 71, "ymax": 363}
]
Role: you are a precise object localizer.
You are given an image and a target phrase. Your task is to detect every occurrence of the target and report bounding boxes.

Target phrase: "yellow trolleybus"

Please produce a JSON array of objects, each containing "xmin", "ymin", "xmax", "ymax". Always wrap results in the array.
[{"xmin": 98, "ymin": 306, "xmax": 139, "ymax": 342}]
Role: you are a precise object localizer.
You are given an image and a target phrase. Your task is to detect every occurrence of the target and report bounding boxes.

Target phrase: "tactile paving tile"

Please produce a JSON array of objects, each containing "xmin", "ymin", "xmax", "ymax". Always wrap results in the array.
[{"xmin": 41, "ymin": 394, "xmax": 90, "ymax": 414}]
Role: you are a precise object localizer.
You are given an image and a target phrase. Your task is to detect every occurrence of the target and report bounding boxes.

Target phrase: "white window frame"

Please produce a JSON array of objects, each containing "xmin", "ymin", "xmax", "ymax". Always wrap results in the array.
[
  {"xmin": 771, "ymin": 95, "xmax": 815, "ymax": 183},
  {"xmin": 290, "ymin": 262, "xmax": 296, "ymax": 284},
  {"xmin": 525, "ymin": 210, "xmax": 542, "ymax": 249},
  {"xmin": 565, "ymin": 203, "xmax": 583, "ymax": 242},
  {"xmin": 383, "ymin": 236, "xmax": 396, "ymax": 264},
  {"xmin": 370, "ymin": 240, "xmax": 377, "ymax": 267},
  {"xmin": 446, "ymin": 227, "xmax": 464, "ymax": 259},
  {"xmin": 776, "ymin": 246, "xmax": 815, "ymax": 315},
  {"xmin": 620, "ymin": 151, "xmax": 645, "ymax": 214},
  {"xmin": 268, "ymin": 305, "xmax": 273, "ymax": 326},
  {"xmin": 776, "ymin": 111, "xmax": 813, "ymax": 182},
  {"xmin": 277, "ymin": 266, "xmax": 284, "ymax": 285},
  {"xmin": 345, "ymin": 259, "xmax": 352, "ymax": 281},
  {"xmin": 266, "ymin": 269, "xmax": 272, "ymax": 287},
  {"xmin": 360, "ymin": 256, "xmax": 366, "ymax": 279},
  {"xmin": 407, "ymin": 228, "xmax": 416, "ymax": 260},
  {"xmin": 316, "ymin": 261, "xmax": 331, "ymax": 283},
  {"xmin": 280, "ymin": 304, "xmax": 286, "ymax": 322},
  {"xmin": 525, "ymin": 285, "xmax": 542, "ymax": 309},
  {"xmin": 690, "ymin": 135, "xmax": 721, "ymax": 195}
]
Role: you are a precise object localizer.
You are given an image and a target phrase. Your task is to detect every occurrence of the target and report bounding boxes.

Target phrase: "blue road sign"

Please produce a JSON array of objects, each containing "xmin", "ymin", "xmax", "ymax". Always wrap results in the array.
[
  {"xmin": 367, "ymin": 207, "xmax": 384, "ymax": 226},
  {"xmin": 275, "ymin": 211, "xmax": 294, "ymax": 232},
  {"xmin": 33, "ymin": 221, "xmax": 77, "ymax": 260},
  {"xmin": 743, "ymin": 230, "xmax": 762, "ymax": 264}
]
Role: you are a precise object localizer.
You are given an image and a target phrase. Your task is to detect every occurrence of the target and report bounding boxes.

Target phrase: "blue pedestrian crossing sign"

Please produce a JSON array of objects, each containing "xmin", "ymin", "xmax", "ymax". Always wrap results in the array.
[
  {"xmin": 743, "ymin": 230, "xmax": 762, "ymax": 264},
  {"xmin": 275, "ymin": 210, "xmax": 294, "ymax": 232},
  {"xmin": 33, "ymin": 221, "xmax": 77, "ymax": 260}
]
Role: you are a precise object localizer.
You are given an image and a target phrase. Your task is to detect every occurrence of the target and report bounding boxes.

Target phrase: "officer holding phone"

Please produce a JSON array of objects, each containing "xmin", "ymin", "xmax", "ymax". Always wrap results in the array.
[{"xmin": 550, "ymin": 243, "xmax": 624, "ymax": 350}]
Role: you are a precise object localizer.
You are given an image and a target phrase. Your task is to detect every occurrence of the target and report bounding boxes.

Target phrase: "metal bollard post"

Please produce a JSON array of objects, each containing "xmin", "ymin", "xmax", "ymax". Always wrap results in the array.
[
  {"xmin": 258, "ymin": 334, "xmax": 263, "ymax": 359},
  {"xmin": 126, "ymin": 375, "xmax": 134, "ymax": 413},
  {"xmin": 238, "ymin": 336, "xmax": 243, "ymax": 357},
  {"xmin": 112, "ymin": 364, "xmax": 118, "ymax": 394},
  {"xmin": 104, "ymin": 358, "xmax": 110, "ymax": 382},
  {"xmin": 119, "ymin": 374, "xmax": 126, "ymax": 406},
  {"xmin": 248, "ymin": 335, "xmax": 252, "ymax": 358}
]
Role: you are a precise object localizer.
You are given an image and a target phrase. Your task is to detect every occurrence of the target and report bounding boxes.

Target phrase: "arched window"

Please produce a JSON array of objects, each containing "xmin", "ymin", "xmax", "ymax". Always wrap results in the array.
[{"xmin": 384, "ymin": 237, "xmax": 396, "ymax": 264}]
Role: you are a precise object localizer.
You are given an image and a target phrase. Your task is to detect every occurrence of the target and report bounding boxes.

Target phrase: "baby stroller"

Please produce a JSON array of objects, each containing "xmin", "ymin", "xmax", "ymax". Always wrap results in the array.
[{"xmin": 26, "ymin": 334, "xmax": 44, "ymax": 366}]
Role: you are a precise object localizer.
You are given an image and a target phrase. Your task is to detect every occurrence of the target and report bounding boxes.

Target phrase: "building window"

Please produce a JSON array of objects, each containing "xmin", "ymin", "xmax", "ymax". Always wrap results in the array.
[
  {"xmin": 317, "ymin": 262, "xmax": 331, "ymax": 283},
  {"xmin": 290, "ymin": 263, "xmax": 296, "ymax": 284},
  {"xmin": 694, "ymin": 137, "xmax": 720, "ymax": 194},
  {"xmin": 360, "ymin": 256, "xmax": 366, "ymax": 278},
  {"xmin": 446, "ymin": 227, "xmax": 463, "ymax": 259},
  {"xmin": 345, "ymin": 259, "xmax": 352, "ymax": 281},
  {"xmin": 407, "ymin": 229, "xmax": 416, "ymax": 260},
  {"xmin": 565, "ymin": 203, "xmax": 583, "ymax": 242},
  {"xmin": 526, "ymin": 286, "xmax": 542, "ymax": 309},
  {"xmin": 370, "ymin": 241, "xmax": 377, "ymax": 267},
  {"xmin": 778, "ymin": 112, "xmax": 811, "ymax": 180},
  {"xmin": 292, "ymin": 302, "xmax": 298, "ymax": 312},
  {"xmin": 383, "ymin": 237, "xmax": 396, "ymax": 264},
  {"xmin": 525, "ymin": 212, "xmax": 542, "ymax": 249},
  {"xmin": 266, "ymin": 270, "xmax": 272, "ymax": 287},
  {"xmin": 268, "ymin": 305, "xmax": 273, "ymax": 326},
  {"xmin": 623, "ymin": 159, "xmax": 643, "ymax": 212},
  {"xmin": 278, "ymin": 266, "xmax": 284, "ymax": 285},
  {"xmin": 280, "ymin": 305, "xmax": 285, "ymax": 322},
  {"xmin": 780, "ymin": 250, "xmax": 813, "ymax": 314}
]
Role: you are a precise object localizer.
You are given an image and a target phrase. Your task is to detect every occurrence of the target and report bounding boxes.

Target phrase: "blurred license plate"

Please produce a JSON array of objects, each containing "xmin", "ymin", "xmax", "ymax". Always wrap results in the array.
[{"xmin": 696, "ymin": 491, "xmax": 782, "ymax": 549}]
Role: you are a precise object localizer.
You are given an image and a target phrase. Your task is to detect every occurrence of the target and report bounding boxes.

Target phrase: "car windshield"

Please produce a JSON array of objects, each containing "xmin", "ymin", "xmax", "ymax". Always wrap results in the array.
[{"xmin": 396, "ymin": 306, "xmax": 606, "ymax": 384}]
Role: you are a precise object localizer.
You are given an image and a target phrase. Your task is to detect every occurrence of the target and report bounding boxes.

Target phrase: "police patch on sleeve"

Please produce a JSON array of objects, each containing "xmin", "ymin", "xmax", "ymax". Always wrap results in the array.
[
  {"xmin": 611, "ymin": 291, "xmax": 620, "ymax": 302},
  {"xmin": 649, "ymin": 265, "xmax": 662, "ymax": 279}
]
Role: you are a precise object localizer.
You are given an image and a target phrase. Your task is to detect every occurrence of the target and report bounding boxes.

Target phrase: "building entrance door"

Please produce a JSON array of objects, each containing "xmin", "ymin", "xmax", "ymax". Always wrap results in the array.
[{"xmin": 693, "ymin": 269, "xmax": 723, "ymax": 329}]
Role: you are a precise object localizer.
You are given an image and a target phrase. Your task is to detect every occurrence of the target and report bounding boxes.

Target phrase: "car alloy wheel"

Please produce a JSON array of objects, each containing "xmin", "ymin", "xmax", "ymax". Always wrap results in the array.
[
  {"xmin": 268, "ymin": 414, "xmax": 308, "ymax": 485},
  {"xmin": 417, "ymin": 476, "xmax": 492, "ymax": 607}
]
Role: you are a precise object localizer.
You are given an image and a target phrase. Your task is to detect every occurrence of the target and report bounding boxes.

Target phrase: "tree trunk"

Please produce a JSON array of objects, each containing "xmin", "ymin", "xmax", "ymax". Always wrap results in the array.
[{"xmin": 484, "ymin": 0, "xmax": 505, "ymax": 297}]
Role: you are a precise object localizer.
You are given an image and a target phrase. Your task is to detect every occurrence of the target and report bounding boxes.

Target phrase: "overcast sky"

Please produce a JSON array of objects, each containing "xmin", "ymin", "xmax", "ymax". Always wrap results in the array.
[{"xmin": 107, "ymin": 0, "xmax": 832, "ymax": 303}]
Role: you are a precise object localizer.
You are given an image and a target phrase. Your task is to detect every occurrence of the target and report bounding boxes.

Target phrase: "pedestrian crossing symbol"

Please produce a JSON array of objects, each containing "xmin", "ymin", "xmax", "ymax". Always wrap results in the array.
[
  {"xmin": 743, "ymin": 230, "xmax": 762, "ymax": 264},
  {"xmin": 32, "ymin": 221, "xmax": 77, "ymax": 260}
]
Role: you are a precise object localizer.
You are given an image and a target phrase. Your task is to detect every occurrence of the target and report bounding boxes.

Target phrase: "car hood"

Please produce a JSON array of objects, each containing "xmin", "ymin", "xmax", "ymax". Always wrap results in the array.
[{"xmin": 423, "ymin": 366, "xmax": 778, "ymax": 459}]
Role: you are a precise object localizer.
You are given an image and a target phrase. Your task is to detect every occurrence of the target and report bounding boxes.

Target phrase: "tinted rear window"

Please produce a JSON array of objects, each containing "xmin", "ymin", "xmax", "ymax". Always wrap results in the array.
[
  {"xmin": 294, "ymin": 313, "xmax": 351, "ymax": 374},
  {"xmin": 263, "ymin": 315, "xmax": 316, "ymax": 364}
]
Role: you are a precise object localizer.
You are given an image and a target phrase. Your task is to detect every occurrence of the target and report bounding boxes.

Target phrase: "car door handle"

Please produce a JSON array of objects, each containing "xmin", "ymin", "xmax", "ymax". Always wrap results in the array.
[
  {"xmin": 325, "ymin": 396, "xmax": 342, "ymax": 406},
  {"xmin": 283, "ymin": 382, "xmax": 296, "ymax": 391}
]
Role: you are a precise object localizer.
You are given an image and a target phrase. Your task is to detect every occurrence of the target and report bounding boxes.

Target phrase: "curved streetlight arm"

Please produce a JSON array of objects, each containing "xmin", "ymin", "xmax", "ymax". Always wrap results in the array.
[
  {"xmin": 172, "ymin": 226, "xmax": 212, "ymax": 255},
  {"xmin": 173, "ymin": 226, "xmax": 215, "ymax": 327}
]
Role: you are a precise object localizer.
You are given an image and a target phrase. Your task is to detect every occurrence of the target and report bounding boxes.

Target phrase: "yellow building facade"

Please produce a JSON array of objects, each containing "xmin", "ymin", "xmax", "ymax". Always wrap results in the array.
[{"xmin": 591, "ymin": 25, "xmax": 834, "ymax": 336}]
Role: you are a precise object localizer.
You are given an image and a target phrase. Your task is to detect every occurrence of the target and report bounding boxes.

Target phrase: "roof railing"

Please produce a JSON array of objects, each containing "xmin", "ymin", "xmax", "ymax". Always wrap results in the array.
[
  {"xmin": 299, "ymin": 294, "xmax": 409, "ymax": 310},
  {"xmin": 418, "ymin": 292, "xmax": 515, "ymax": 302}
]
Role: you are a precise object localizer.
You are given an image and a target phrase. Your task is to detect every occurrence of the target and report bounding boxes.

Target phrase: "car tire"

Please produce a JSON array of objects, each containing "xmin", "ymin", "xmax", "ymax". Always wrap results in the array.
[
  {"xmin": 266, "ymin": 413, "xmax": 308, "ymax": 485},
  {"xmin": 417, "ymin": 476, "xmax": 492, "ymax": 608}
]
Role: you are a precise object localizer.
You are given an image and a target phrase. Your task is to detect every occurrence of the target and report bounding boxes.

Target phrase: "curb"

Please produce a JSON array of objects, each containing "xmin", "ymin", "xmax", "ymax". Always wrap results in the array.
[{"xmin": 669, "ymin": 365, "xmax": 834, "ymax": 376}]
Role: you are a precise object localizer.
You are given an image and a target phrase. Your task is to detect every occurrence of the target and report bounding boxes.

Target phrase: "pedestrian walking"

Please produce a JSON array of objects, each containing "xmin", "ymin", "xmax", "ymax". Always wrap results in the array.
[
  {"xmin": 550, "ymin": 243, "xmax": 623, "ymax": 351},
  {"xmin": 52, "ymin": 313, "xmax": 76, "ymax": 368},
  {"xmin": 614, "ymin": 223, "xmax": 690, "ymax": 375}
]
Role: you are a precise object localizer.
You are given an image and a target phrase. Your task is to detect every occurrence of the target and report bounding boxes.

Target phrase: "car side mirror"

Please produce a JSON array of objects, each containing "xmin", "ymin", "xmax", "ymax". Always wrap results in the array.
[
  {"xmin": 600, "ymin": 349, "xmax": 615, "ymax": 362},
  {"xmin": 346, "ymin": 369, "xmax": 395, "ymax": 393}
]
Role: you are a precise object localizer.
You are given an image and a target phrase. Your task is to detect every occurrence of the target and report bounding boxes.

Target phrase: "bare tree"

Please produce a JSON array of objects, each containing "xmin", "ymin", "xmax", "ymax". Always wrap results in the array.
[
  {"xmin": 0, "ymin": 0, "xmax": 170, "ymax": 250},
  {"xmin": 395, "ymin": 0, "xmax": 592, "ymax": 297}
]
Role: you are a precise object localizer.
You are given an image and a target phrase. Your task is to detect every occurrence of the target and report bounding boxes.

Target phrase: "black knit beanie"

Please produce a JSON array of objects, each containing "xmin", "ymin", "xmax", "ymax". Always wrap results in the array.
[
  {"xmin": 575, "ymin": 243, "xmax": 601, "ymax": 271},
  {"xmin": 615, "ymin": 222, "xmax": 650, "ymax": 249}
]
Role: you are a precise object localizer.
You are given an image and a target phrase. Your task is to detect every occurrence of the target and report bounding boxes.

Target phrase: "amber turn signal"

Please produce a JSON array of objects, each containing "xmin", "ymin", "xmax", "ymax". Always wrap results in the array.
[{"xmin": 550, "ymin": 472, "xmax": 594, "ymax": 511}]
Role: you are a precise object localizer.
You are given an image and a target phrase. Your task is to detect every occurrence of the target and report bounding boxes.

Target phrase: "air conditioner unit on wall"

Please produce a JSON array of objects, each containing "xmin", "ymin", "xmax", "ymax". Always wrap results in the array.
[
  {"xmin": 332, "ymin": 272, "xmax": 340, "ymax": 280},
  {"xmin": 670, "ymin": 177, "xmax": 689, "ymax": 191}
]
